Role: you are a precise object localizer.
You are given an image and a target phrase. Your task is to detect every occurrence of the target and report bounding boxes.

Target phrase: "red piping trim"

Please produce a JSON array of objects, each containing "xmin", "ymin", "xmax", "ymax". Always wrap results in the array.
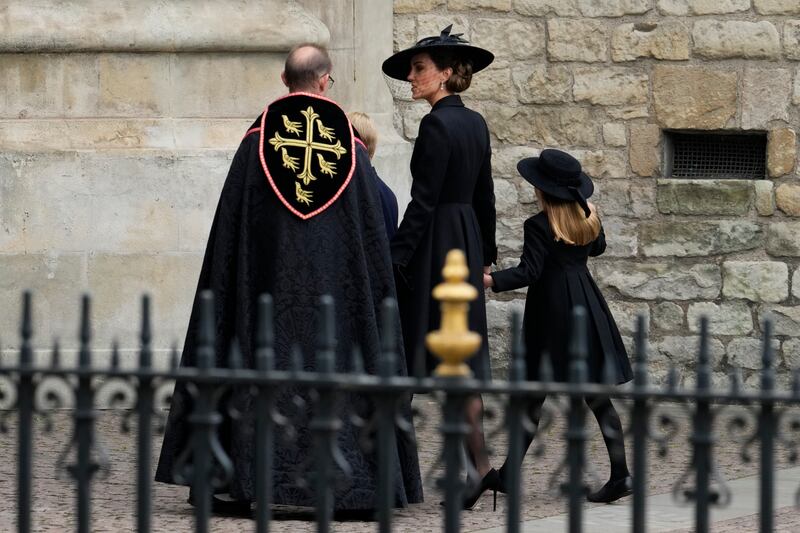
[
  {"xmin": 242, "ymin": 127, "xmax": 261, "ymax": 141},
  {"xmin": 258, "ymin": 92, "xmax": 356, "ymax": 220}
]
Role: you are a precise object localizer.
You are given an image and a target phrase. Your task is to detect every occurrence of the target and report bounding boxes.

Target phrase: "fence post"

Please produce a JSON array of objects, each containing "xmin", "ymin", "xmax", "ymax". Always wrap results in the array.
[
  {"xmin": 137, "ymin": 295, "xmax": 153, "ymax": 533},
  {"xmin": 692, "ymin": 317, "xmax": 712, "ymax": 533},
  {"xmin": 312, "ymin": 295, "xmax": 339, "ymax": 533},
  {"xmin": 759, "ymin": 319, "xmax": 775, "ymax": 533},
  {"xmin": 631, "ymin": 314, "xmax": 649, "ymax": 533},
  {"xmin": 427, "ymin": 249, "xmax": 482, "ymax": 533},
  {"xmin": 376, "ymin": 299, "xmax": 400, "ymax": 533},
  {"xmin": 74, "ymin": 295, "xmax": 96, "ymax": 533},
  {"xmin": 255, "ymin": 294, "xmax": 275, "ymax": 533},
  {"xmin": 506, "ymin": 310, "xmax": 526, "ymax": 533},
  {"xmin": 17, "ymin": 292, "xmax": 33, "ymax": 533},
  {"xmin": 567, "ymin": 307, "xmax": 589, "ymax": 533},
  {"xmin": 191, "ymin": 291, "xmax": 219, "ymax": 533}
]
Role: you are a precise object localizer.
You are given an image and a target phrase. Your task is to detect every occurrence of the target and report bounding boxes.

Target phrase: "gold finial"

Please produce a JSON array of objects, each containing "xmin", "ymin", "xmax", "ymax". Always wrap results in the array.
[{"xmin": 426, "ymin": 249, "xmax": 482, "ymax": 377}]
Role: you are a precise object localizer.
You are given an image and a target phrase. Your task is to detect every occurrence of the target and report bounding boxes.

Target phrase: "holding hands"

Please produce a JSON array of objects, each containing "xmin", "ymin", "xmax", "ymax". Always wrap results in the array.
[{"xmin": 482, "ymin": 266, "xmax": 494, "ymax": 289}]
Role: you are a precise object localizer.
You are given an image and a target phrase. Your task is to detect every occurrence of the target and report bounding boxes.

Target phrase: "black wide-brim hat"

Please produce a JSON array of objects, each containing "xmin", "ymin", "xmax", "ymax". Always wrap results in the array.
[
  {"xmin": 517, "ymin": 149, "xmax": 595, "ymax": 217},
  {"xmin": 382, "ymin": 24, "xmax": 494, "ymax": 81}
]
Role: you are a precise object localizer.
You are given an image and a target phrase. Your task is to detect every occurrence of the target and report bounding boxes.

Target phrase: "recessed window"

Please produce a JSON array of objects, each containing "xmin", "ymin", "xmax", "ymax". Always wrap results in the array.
[{"xmin": 664, "ymin": 131, "xmax": 767, "ymax": 179}]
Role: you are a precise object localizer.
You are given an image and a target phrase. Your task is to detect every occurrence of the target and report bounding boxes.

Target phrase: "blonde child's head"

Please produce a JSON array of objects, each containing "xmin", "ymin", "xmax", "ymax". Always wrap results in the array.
[
  {"xmin": 535, "ymin": 188, "xmax": 600, "ymax": 246},
  {"xmin": 348, "ymin": 111, "xmax": 378, "ymax": 160}
]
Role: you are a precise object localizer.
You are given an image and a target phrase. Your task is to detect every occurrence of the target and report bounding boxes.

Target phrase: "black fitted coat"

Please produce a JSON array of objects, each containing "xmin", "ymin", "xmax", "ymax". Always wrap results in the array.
[
  {"xmin": 391, "ymin": 95, "xmax": 497, "ymax": 379},
  {"xmin": 491, "ymin": 212, "xmax": 633, "ymax": 384}
]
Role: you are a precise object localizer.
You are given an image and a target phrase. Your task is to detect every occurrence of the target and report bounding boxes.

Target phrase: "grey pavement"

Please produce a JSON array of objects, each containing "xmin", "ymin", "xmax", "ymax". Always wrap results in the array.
[{"xmin": 0, "ymin": 398, "xmax": 798, "ymax": 531}]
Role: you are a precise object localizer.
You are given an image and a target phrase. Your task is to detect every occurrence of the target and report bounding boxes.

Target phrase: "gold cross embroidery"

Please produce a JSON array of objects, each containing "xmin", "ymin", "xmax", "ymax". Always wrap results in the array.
[{"xmin": 268, "ymin": 106, "xmax": 347, "ymax": 205}]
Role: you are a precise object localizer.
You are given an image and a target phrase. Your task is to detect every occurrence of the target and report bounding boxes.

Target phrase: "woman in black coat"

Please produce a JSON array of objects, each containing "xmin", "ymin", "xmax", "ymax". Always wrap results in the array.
[
  {"xmin": 383, "ymin": 25, "xmax": 498, "ymax": 507},
  {"xmin": 485, "ymin": 149, "xmax": 634, "ymax": 505}
]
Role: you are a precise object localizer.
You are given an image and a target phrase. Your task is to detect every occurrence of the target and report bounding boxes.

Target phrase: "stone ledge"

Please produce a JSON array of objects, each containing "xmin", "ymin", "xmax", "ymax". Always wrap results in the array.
[{"xmin": 0, "ymin": 0, "xmax": 328, "ymax": 52}]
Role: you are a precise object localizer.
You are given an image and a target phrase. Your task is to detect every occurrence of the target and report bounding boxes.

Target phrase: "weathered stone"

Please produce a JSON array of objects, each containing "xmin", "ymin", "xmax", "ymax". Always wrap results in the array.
[
  {"xmin": 656, "ymin": 179, "xmax": 753, "ymax": 216},
  {"xmin": 606, "ymin": 105, "xmax": 650, "ymax": 120},
  {"xmin": 782, "ymin": 338, "xmax": 800, "ymax": 369},
  {"xmin": 754, "ymin": 0, "xmax": 800, "ymax": 14},
  {"xmin": 629, "ymin": 124, "xmax": 661, "ymax": 177},
  {"xmin": 768, "ymin": 128, "xmax": 797, "ymax": 177},
  {"xmin": 512, "ymin": 65, "xmax": 572, "ymax": 104},
  {"xmin": 693, "ymin": 21, "xmax": 781, "ymax": 60},
  {"xmin": 722, "ymin": 261, "xmax": 789, "ymax": 303},
  {"xmin": 0, "ymin": 254, "xmax": 85, "ymax": 348},
  {"xmin": 776, "ymin": 184, "xmax": 800, "ymax": 216},
  {"xmin": 760, "ymin": 305, "xmax": 800, "ymax": 336},
  {"xmin": 792, "ymin": 266, "xmax": 800, "ymax": 299},
  {"xmin": 494, "ymin": 178, "xmax": 519, "ymax": 214},
  {"xmin": 766, "ymin": 222, "xmax": 800, "ymax": 256},
  {"xmin": 658, "ymin": 0, "xmax": 751, "ymax": 14},
  {"xmin": 655, "ymin": 336, "xmax": 725, "ymax": 367},
  {"xmin": 687, "ymin": 302, "xmax": 753, "ymax": 336},
  {"xmin": 784, "ymin": 20, "xmax": 800, "ymax": 60},
  {"xmin": 641, "ymin": 220, "xmax": 762, "ymax": 257},
  {"xmin": 578, "ymin": 0, "xmax": 651, "ymax": 16},
  {"xmin": 88, "ymin": 253, "xmax": 202, "ymax": 347},
  {"xmin": 486, "ymin": 298, "xmax": 527, "ymax": 375},
  {"xmin": 630, "ymin": 183, "xmax": 658, "ymax": 218},
  {"xmin": 496, "ymin": 216, "xmax": 526, "ymax": 255},
  {"xmin": 603, "ymin": 217, "xmax": 638, "ymax": 257},
  {"xmin": 393, "ymin": 15, "xmax": 416, "ymax": 51},
  {"xmin": 493, "ymin": 145, "xmax": 539, "ymax": 178},
  {"xmin": 653, "ymin": 66, "xmax": 737, "ymax": 129},
  {"xmin": 573, "ymin": 67, "xmax": 648, "ymax": 106},
  {"xmin": 547, "ymin": 19, "xmax": 607, "ymax": 62},
  {"xmin": 485, "ymin": 105, "xmax": 598, "ymax": 147},
  {"xmin": 0, "ymin": 0, "xmax": 329, "ymax": 53},
  {"xmin": 514, "ymin": 0, "xmax": 580, "ymax": 16},
  {"xmin": 594, "ymin": 262, "xmax": 721, "ymax": 300},
  {"xmin": 755, "ymin": 180, "xmax": 775, "ymax": 216},
  {"xmin": 170, "ymin": 54, "xmax": 285, "ymax": 118},
  {"xmin": 448, "ymin": 0, "xmax": 512, "ymax": 10},
  {"xmin": 608, "ymin": 301, "xmax": 650, "ymax": 335},
  {"xmin": 611, "ymin": 22, "xmax": 690, "ymax": 61},
  {"xmin": 742, "ymin": 69, "xmax": 792, "ymax": 129},
  {"xmin": 571, "ymin": 150, "xmax": 627, "ymax": 179},
  {"xmin": 592, "ymin": 181, "xmax": 632, "ymax": 216},
  {"xmin": 795, "ymin": 69, "xmax": 800, "ymax": 105},
  {"xmin": 394, "ymin": 0, "xmax": 444, "ymax": 13},
  {"xmin": 603, "ymin": 123, "xmax": 627, "ymax": 147},
  {"xmin": 399, "ymin": 102, "xmax": 428, "ymax": 140},
  {"xmin": 473, "ymin": 19, "xmax": 545, "ymax": 61},
  {"xmin": 727, "ymin": 338, "xmax": 780, "ymax": 370},
  {"xmin": 469, "ymin": 67, "xmax": 514, "ymax": 102},
  {"xmin": 97, "ymin": 55, "xmax": 170, "ymax": 116},
  {"xmin": 652, "ymin": 301, "xmax": 684, "ymax": 331}
]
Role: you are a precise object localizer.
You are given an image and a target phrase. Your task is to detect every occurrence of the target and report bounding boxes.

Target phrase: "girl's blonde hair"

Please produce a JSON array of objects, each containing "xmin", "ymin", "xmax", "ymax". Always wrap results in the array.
[
  {"xmin": 347, "ymin": 111, "xmax": 378, "ymax": 159},
  {"xmin": 535, "ymin": 188, "xmax": 601, "ymax": 246}
]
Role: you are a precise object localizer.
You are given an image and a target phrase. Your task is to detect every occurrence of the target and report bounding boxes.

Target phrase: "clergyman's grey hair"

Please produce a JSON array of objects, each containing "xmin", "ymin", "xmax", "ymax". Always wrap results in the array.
[{"xmin": 284, "ymin": 43, "xmax": 332, "ymax": 91}]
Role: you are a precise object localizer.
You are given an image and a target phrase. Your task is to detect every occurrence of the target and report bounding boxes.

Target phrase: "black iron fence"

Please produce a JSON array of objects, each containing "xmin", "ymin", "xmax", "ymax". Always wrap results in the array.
[{"xmin": 2, "ymin": 275, "xmax": 800, "ymax": 532}]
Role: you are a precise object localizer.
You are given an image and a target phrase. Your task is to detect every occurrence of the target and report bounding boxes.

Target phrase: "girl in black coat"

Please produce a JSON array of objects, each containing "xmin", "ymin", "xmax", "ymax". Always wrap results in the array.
[
  {"xmin": 485, "ymin": 149, "xmax": 634, "ymax": 504},
  {"xmin": 382, "ymin": 26, "xmax": 499, "ymax": 508}
]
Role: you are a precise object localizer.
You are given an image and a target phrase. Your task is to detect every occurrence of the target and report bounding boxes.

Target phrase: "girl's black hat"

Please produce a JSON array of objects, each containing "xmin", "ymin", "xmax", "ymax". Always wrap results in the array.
[
  {"xmin": 517, "ymin": 149, "xmax": 595, "ymax": 218},
  {"xmin": 381, "ymin": 25, "xmax": 494, "ymax": 81}
]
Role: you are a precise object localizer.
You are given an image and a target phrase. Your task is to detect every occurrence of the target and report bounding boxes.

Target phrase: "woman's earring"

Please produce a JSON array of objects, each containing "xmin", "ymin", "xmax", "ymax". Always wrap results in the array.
[{"xmin": 440, "ymin": 81, "xmax": 445, "ymax": 91}]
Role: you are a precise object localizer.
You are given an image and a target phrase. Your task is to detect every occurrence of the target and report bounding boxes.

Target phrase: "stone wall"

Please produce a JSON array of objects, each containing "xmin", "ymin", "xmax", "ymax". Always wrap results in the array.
[
  {"xmin": 393, "ymin": 0, "xmax": 800, "ymax": 386},
  {"xmin": 0, "ymin": 0, "xmax": 407, "ymax": 368}
]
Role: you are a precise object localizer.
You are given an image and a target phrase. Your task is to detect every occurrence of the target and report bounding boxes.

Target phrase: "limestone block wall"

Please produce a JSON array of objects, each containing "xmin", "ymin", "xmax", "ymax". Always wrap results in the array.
[
  {"xmin": 0, "ymin": 0, "xmax": 406, "ymax": 368},
  {"xmin": 393, "ymin": 0, "xmax": 800, "ymax": 385}
]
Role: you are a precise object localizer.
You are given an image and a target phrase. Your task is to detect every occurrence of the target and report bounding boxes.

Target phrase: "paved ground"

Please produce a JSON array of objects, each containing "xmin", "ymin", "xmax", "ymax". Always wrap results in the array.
[{"xmin": 0, "ymin": 396, "xmax": 798, "ymax": 532}]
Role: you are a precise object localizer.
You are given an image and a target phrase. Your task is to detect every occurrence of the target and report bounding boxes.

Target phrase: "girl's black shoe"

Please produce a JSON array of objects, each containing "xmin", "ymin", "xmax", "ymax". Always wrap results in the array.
[
  {"xmin": 586, "ymin": 475, "xmax": 633, "ymax": 503},
  {"xmin": 463, "ymin": 468, "xmax": 500, "ymax": 511},
  {"xmin": 187, "ymin": 493, "xmax": 252, "ymax": 516}
]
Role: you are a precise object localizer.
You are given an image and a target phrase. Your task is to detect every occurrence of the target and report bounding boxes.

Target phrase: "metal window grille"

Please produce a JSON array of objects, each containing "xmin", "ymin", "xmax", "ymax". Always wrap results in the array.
[{"xmin": 665, "ymin": 131, "xmax": 767, "ymax": 179}]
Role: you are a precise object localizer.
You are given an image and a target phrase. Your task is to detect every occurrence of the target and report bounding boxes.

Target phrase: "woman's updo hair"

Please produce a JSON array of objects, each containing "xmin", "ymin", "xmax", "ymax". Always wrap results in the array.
[{"xmin": 428, "ymin": 49, "xmax": 474, "ymax": 93}]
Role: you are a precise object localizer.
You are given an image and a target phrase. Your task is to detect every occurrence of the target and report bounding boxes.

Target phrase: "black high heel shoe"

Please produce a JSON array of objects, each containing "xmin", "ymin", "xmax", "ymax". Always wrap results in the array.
[
  {"xmin": 463, "ymin": 468, "xmax": 500, "ymax": 511},
  {"xmin": 586, "ymin": 475, "xmax": 633, "ymax": 503}
]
